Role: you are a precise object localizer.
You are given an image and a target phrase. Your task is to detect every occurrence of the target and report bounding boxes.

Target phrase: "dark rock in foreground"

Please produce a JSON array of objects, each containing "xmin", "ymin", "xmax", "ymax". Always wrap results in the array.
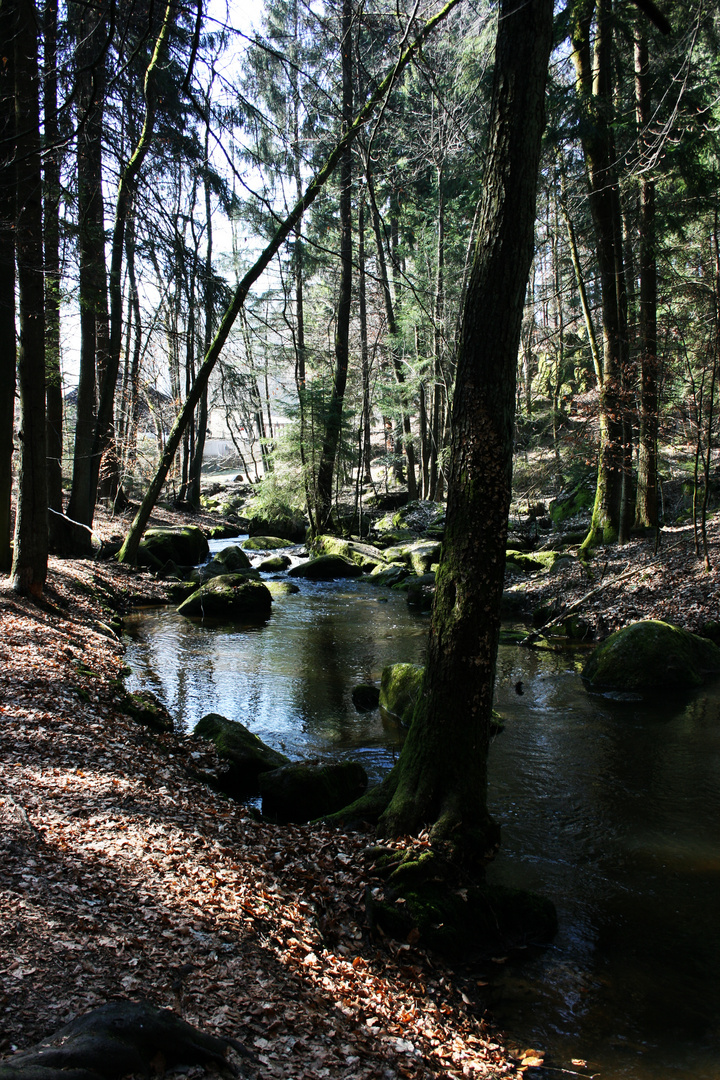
[
  {"xmin": 352, "ymin": 683, "xmax": 380, "ymax": 711},
  {"xmin": 193, "ymin": 712, "xmax": 289, "ymax": 796},
  {"xmin": 583, "ymin": 619, "xmax": 720, "ymax": 697},
  {"xmin": 259, "ymin": 760, "xmax": 368, "ymax": 823},
  {"xmin": 288, "ymin": 554, "xmax": 363, "ymax": 580}
]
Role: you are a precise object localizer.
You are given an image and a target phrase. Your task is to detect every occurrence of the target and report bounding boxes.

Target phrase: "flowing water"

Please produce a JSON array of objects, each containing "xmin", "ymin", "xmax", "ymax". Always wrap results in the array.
[{"xmin": 123, "ymin": 558, "xmax": 720, "ymax": 1079}]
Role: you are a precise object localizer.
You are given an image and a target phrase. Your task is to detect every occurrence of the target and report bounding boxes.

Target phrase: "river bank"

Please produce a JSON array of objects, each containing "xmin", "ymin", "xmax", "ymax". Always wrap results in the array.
[
  {"xmin": 2, "ymin": 505, "xmax": 719, "ymax": 1079},
  {"xmin": 0, "ymin": 552, "xmax": 523, "ymax": 1079}
]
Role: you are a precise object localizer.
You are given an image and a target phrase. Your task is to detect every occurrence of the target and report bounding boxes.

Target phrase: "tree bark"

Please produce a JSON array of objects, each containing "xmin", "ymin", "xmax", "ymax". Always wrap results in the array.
[
  {"xmin": 12, "ymin": 0, "xmax": 48, "ymax": 596},
  {"xmin": 315, "ymin": 0, "xmax": 353, "ymax": 534},
  {"xmin": 375, "ymin": 0, "xmax": 554, "ymax": 860},
  {"xmin": 572, "ymin": 0, "xmax": 630, "ymax": 551},
  {"xmin": 0, "ymin": 0, "xmax": 16, "ymax": 574},
  {"xmin": 633, "ymin": 24, "xmax": 659, "ymax": 529}
]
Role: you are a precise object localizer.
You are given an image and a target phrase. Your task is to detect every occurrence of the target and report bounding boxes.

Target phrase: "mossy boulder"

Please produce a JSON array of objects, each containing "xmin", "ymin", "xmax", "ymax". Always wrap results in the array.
[
  {"xmin": 248, "ymin": 510, "xmax": 305, "ymax": 542},
  {"xmin": 406, "ymin": 572, "xmax": 436, "ymax": 612},
  {"xmin": 177, "ymin": 574, "xmax": 272, "ymax": 620},
  {"xmin": 383, "ymin": 539, "xmax": 442, "ymax": 576},
  {"xmin": 257, "ymin": 553, "xmax": 292, "ymax": 571},
  {"xmin": 380, "ymin": 663, "xmax": 424, "ymax": 727},
  {"xmin": 211, "ymin": 544, "xmax": 252, "ymax": 571},
  {"xmin": 368, "ymin": 563, "xmax": 409, "ymax": 587},
  {"xmin": 352, "ymin": 684, "xmax": 380, "ymax": 712},
  {"xmin": 259, "ymin": 760, "xmax": 368, "ymax": 823},
  {"xmin": 136, "ymin": 526, "xmax": 209, "ymax": 570},
  {"xmin": 311, "ymin": 534, "xmax": 387, "ymax": 572},
  {"xmin": 242, "ymin": 535, "xmax": 293, "ymax": 551},
  {"xmin": 288, "ymin": 554, "xmax": 363, "ymax": 580},
  {"xmin": 583, "ymin": 619, "xmax": 720, "ymax": 697},
  {"xmin": 372, "ymin": 500, "xmax": 445, "ymax": 539},
  {"xmin": 120, "ymin": 690, "xmax": 174, "ymax": 732},
  {"xmin": 193, "ymin": 712, "xmax": 289, "ymax": 796},
  {"xmin": 205, "ymin": 522, "xmax": 242, "ymax": 540},
  {"xmin": 505, "ymin": 549, "xmax": 563, "ymax": 574},
  {"xmin": 266, "ymin": 579, "xmax": 300, "ymax": 598},
  {"xmin": 365, "ymin": 848, "xmax": 557, "ymax": 957}
]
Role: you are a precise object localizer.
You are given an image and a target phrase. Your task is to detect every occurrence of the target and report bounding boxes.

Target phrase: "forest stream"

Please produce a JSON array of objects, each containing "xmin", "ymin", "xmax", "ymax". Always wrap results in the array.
[{"xmin": 123, "ymin": 549, "xmax": 720, "ymax": 1080}]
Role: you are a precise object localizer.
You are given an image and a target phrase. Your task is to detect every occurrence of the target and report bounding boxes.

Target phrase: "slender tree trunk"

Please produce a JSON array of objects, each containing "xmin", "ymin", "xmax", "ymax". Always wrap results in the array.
[
  {"xmin": 189, "ymin": 132, "xmax": 214, "ymax": 510},
  {"xmin": 572, "ymin": 0, "xmax": 630, "ymax": 551},
  {"xmin": 429, "ymin": 165, "xmax": 445, "ymax": 501},
  {"xmin": 315, "ymin": 0, "xmax": 353, "ymax": 533},
  {"xmin": 44, "ymin": 0, "xmax": 64, "ymax": 542},
  {"xmin": 633, "ymin": 24, "xmax": 659, "ymax": 529},
  {"xmin": 358, "ymin": 194, "xmax": 373, "ymax": 485},
  {"xmin": 0, "ymin": 3, "xmax": 16, "ymax": 573},
  {"xmin": 66, "ymin": 0, "xmax": 106, "ymax": 549},
  {"xmin": 375, "ymin": 0, "xmax": 554, "ymax": 858},
  {"xmin": 12, "ymin": 0, "xmax": 48, "ymax": 596}
]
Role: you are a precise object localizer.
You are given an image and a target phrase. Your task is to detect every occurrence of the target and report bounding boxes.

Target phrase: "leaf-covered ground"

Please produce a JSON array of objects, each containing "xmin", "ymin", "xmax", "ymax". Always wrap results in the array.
[{"xmin": 0, "ymin": 556, "xmax": 521, "ymax": 1079}]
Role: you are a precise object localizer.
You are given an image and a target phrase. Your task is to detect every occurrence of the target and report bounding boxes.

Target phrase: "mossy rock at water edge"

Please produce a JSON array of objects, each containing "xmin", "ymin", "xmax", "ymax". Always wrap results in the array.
[
  {"xmin": 242, "ymin": 535, "xmax": 294, "ymax": 551},
  {"xmin": 257, "ymin": 553, "xmax": 292, "ymax": 571},
  {"xmin": 266, "ymin": 579, "xmax": 300, "ymax": 598},
  {"xmin": 210, "ymin": 543, "xmax": 252, "ymax": 571},
  {"xmin": 176, "ymin": 574, "xmax": 272, "ymax": 620},
  {"xmin": 311, "ymin": 534, "xmax": 387, "ymax": 572},
  {"xmin": 368, "ymin": 562, "xmax": 409, "ymax": 587},
  {"xmin": 120, "ymin": 689, "xmax": 174, "ymax": 732},
  {"xmin": 193, "ymin": 712, "xmax": 289, "ymax": 796},
  {"xmin": 352, "ymin": 683, "xmax": 380, "ymax": 711},
  {"xmin": 583, "ymin": 619, "xmax": 720, "ymax": 697},
  {"xmin": 136, "ymin": 526, "xmax": 209, "ymax": 569},
  {"xmin": 406, "ymin": 572, "xmax": 436, "ymax": 611},
  {"xmin": 248, "ymin": 511, "xmax": 305, "ymax": 542},
  {"xmin": 380, "ymin": 663, "xmax": 424, "ymax": 727},
  {"xmin": 288, "ymin": 554, "xmax": 363, "ymax": 580},
  {"xmin": 505, "ymin": 548, "xmax": 565, "ymax": 574},
  {"xmin": 259, "ymin": 760, "xmax": 368, "ymax": 823},
  {"xmin": 382, "ymin": 539, "xmax": 442, "ymax": 576},
  {"xmin": 365, "ymin": 848, "xmax": 557, "ymax": 957}
]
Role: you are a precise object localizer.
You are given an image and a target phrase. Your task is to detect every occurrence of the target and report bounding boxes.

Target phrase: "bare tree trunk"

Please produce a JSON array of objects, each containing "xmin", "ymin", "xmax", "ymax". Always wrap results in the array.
[
  {"xmin": 12, "ymin": 0, "xmax": 48, "ymax": 596},
  {"xmin": 0, "ymin": 2, "xmax": 16, "ymax": 573}
]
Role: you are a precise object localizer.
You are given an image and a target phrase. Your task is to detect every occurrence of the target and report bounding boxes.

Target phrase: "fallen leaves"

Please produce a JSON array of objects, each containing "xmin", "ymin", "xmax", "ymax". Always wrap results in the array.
[{"xmin": 1, "ymin": 555, "xmax": 519, "ymax": 1078}]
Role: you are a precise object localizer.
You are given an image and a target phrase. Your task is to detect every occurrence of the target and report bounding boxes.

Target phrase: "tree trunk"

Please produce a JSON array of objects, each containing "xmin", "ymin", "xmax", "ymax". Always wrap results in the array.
[
  {"xmin": 358, "ymin": 194, "xmax": 373, "ymax": 485},
  {"xmin": 572, "ymin": 0, "xmax": 630, "ymax": 552},
  {"xmin": 375, "ymin": 0, "xmax": 554, "ymax": 860},
  {"xmin": 315, "ymin": 0, "xmax": 353, "ymax": 534},
  {"xmin": 44, "ymin": 0, "xmax": 64, "ymax": 543},
  {"xmin": 0, "ymin": 2, "xmax": 16, "ymax": 573},
  {"xmin": 12, "ymin": 0, "xmax": 48, "ymax": 596},
  {"xmin": 633, "ymin": 24, "xmax": 659, "ymax": 529},
  {"xmin": 66, "ymin": 0, "xmax": 106, "ymax": 551}
]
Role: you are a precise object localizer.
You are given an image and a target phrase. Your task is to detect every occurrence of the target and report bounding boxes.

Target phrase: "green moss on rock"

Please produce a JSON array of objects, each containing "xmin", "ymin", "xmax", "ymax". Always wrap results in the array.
[
  {"xmin": 177, "ymin": 574, "xmax": 272, "ymax": 620},
  {"xmin": 193, "ymin": 712, "xmax": 289, "ymax": 795},
  {"xmin": 242, "ymin": 535, "xmax": 293, "ymax": 551},
  {"xmin": 288, "ymin": 554, "xmax": 363, "ymax": 580},
  {"xmin": 137, "ymin": 526, "xmax": 210, "ymax": 570},
  {"xmin": 379, "ymin": 663, "xmax": 424, "ymax": 727},
  {"xmin": 583, "ymin": 619, "xmax": 720, "ymax": 697}
]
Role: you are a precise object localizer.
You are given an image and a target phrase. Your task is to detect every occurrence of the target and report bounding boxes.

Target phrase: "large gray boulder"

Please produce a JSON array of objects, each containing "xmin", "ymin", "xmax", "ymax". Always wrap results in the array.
[
  {"xmin": 288, "ymin": 554, "xmax": 363, "ymax": 580},
  {"xmin": 242, "ymin": 535, "xmax": 293, "ymax": 551},
  {"xmin": 136, "ymin": 526, "xmax": 209, "ymax": 569},
  {"xmin": 211, "ymin": 544, "xmax": 252, "ymax": 571},
  {"xmin": 311, "ymin": 534, "xmax": 388, "ymax": 572},
  {"xmin": 583, "ymin": 619, "xmax": 720, "ymax": 697},
  {"xmin": 382, "ymin": 539, "xmax": 442, "ymax": 576},
  {"xmin": 193, "ymin": 713, "xmax": 289, "ymax": 796},
  {"xmin": 259, "ymin": 760, "xmax": 368, "ymax": 823},
  {"xmin": 177, "ymin": 574, "xmax": 272, "ymax": 619}
]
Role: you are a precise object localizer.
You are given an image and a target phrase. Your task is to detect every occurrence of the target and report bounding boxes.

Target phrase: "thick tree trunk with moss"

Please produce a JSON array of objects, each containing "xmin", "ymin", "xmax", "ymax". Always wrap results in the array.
[{"xmin": 374, "ymin": 0, "xmax": 554, "ymax": 861}]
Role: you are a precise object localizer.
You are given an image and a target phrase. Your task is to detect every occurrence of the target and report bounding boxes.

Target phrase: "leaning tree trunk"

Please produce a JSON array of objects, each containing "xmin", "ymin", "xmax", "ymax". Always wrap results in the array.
[
  {"xmin": 12, "ymin": 0, "xmax": 48, "ymax": 597},
  {"xmin": 373, "ymin": 0, "xmax": 554, "ymax": 861},
  {"xmin": 0, "ymin": 3, "xmax": 16, "ymax": 574}
]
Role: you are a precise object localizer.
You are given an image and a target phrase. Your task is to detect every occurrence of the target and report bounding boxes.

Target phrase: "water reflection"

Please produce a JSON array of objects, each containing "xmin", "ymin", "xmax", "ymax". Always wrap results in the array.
[{"xmin": 124, "ymin": 587, "xmax": 720, "ymax": 1080}]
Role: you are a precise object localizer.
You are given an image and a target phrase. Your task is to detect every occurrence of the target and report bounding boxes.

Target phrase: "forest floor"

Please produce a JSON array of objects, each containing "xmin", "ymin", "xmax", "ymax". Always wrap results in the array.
[{"xmin": 1, "ymin": 502, "xmax": 719, "ymax": 1080}]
